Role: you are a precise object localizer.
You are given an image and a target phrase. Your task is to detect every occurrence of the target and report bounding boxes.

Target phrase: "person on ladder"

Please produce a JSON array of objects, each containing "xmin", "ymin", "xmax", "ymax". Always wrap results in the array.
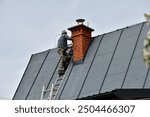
[{"xmin": 57, "ymin": 30, "xmax": 72, "ymax": 75}]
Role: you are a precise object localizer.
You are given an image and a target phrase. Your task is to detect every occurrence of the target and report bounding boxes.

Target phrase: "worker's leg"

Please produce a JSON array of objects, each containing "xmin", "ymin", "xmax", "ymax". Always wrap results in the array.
[
  {"xmin": 62, "ymin": 50, "xmax": 71, "ymax": 71},
  {"xmin": 57, "ymin": 48, "xmax": 71, "ymax": 74},
  {"xmin": 57, "ymin": 48, "xmax": 64, "ymax": 59},
  {"xmin": 59, "ymin": 60, "xmax": 65, "ymax": 71},
  {"xmin": 57, "ymin": 48, "xmax": 66, "ymax": 71}
]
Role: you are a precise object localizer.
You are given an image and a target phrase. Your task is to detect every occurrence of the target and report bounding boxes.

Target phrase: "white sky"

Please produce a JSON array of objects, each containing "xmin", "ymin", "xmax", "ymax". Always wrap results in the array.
[{"xmin": 0, "ymin": 0, "xmax": 150, "ymax": 99}]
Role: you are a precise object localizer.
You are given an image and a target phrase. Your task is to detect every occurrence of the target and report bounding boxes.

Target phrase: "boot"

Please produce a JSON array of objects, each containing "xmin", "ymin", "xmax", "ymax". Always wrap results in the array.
[{"xmin": 58, "ymin": 66, "xmax": 65, "ymax": 76}]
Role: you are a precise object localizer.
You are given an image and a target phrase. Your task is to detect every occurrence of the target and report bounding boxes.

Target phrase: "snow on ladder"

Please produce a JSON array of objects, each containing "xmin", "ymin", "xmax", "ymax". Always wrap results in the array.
[{"xmin": 41, "ymin": 73, "xmax": 67, "ymax": 100}]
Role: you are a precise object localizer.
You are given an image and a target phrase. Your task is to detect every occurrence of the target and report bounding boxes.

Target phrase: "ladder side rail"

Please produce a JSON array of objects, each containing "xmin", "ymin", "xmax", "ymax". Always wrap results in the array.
[
  {"xmin": 43, "ymin": 58, "xmax": 73, "ymax": 100},
  {"xmin": 53, "ymin": 60, "xmax": 73, "ymax": 100},
  {"xmin": 41, "ymin": 86, "xmax": 52, "ymax": 100},
  {"xmin": 53, "ymin": 68, "xmax": 68, "ymax": 100},
  {"xmin": 40, "ymin": 86, "xmax": 45, "ymax": 100},
  {"xmin": 49, "ymin": 84, "xmax": 54, "ymax": 100},
  {"xmin": 49, "ymin": 75, "xmax": 60, "ymax": 99},
  {"xmin": 53, "ymin": 75, "xmax": 60, "ymax": 86}
]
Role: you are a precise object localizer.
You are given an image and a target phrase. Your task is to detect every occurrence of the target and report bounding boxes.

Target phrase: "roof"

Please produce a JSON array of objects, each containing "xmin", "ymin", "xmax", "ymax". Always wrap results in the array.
[{"xmin": 13, "ymin": 22, "xmax": 150, "ymax": 100}]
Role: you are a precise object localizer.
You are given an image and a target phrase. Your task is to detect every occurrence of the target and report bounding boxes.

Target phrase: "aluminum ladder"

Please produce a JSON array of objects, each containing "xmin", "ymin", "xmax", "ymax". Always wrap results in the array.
[
  {"xmin": 41, "ymin": 49, "xmax": 72, "ymax": 100},
  {"xmin": 41, "ymin": 72, "xmax": 67, "ymax": 100}
]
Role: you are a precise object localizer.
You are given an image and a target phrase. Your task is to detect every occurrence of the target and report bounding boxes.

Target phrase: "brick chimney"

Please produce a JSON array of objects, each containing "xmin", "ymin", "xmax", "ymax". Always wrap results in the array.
[{"xmin": 68, "ymin": 19, "xmax": 94, "ymax": 64}]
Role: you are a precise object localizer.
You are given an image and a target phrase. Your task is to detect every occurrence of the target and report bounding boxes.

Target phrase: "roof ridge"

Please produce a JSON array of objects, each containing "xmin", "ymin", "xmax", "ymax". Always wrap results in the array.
[
  {"xmin": 93, "ymin": 21, "xmax": 146, "ymax": 38},
  {"xmin": 33, "ymin": 21, "xmax": 146, "ymax": 56}
]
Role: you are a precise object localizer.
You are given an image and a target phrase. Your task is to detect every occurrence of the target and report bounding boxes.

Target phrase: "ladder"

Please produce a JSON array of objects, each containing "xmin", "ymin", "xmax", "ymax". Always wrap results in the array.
[
  {"xmin": 41, "ymin": 48, "xmax": 73, "ymax": 100},
  {"xmin": 41, "ymin": 73, "xmax": 67, "ymax": 100}
]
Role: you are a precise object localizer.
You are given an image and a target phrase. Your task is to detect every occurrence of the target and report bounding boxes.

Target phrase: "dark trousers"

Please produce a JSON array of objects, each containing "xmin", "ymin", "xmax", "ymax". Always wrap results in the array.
[{"xmin": 57, "ymin": 48, "xmax": 70, "ymax": 70}]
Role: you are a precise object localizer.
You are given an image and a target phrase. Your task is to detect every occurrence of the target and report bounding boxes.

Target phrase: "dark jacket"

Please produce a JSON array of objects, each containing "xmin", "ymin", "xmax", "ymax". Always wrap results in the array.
[{"xmin": 57, "ymin": 34, "xmax": 72, "ymax": 49}]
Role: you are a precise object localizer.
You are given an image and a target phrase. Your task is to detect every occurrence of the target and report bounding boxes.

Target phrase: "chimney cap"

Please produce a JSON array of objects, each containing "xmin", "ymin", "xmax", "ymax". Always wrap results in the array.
[
  {"xmin": 76, "ymin": 19, "xmax": 85, "ymax": 24},
  {"xmin": 68, "ymin": 19, "xmax": 94, "ymax": 31}
]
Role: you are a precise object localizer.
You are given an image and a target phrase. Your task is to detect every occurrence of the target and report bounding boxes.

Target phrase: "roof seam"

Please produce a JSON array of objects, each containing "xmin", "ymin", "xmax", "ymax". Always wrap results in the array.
[
  {"xmin": 77, "ymin": 35, "xmax": 104, "ymax": 98},
  {"xmin": 143, "ymin": 69, "xmax": 150, "ymax": 88},
  {"xmin": 58, "ymin": 60, "xmax": 74, "ymax": 99},
  {"xmin": 25, "ymin": 50, "xmax": 50, "ymax": 100},
  {"xmin": 12, "ymin": 54, "xmax": 34, "ymax": 99},
  {"xmin": 121, "ymin": 23, "xmax": 145, "ymax": 88},
  {"xmin": 99, "ymin": 29, "xmax": 124, "ymax": 93},
  {"xmin": 45, "ymin": 59, "xmax": 61, "ymax": 91}
]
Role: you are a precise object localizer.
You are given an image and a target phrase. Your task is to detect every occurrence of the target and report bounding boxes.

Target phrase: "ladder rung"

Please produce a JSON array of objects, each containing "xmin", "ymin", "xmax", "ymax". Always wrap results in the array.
[
  {"xmin": 54, "ymin": 84, "xmax": 60, "ymax": 86},
  {"xmin": 43, "ymin": 89, "xmax": 51, "ymax": 92},
  {"xmin": 41, "ymin": 60, "xmax": 72, "ymax": 100},
  {"xmin": 53, "ymin": 88, "xmax": 59, "ymax": 91},
  {"xmin": 52, "ymin": 94, "xmax": 56, "ymax": 97},
  {"xmin": 57, "ymin": 78, "xmax": 63, "ymax": 81},
  {"xmin": 53, "ymin": 88, "xmax": 58, "ymax": 91}
]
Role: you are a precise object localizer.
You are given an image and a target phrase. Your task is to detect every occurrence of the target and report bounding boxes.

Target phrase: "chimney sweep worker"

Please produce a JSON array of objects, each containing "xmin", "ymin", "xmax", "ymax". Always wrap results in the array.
[{"xmin": 57, "ymin": 30, "xmax": 72, "ymax": 75}]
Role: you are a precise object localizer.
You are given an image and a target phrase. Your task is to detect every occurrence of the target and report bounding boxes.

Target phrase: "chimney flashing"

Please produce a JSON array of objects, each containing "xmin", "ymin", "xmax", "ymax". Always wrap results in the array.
[{"xmin": 74, "ymin": 59, "xmax": 84, "ymax": 65}]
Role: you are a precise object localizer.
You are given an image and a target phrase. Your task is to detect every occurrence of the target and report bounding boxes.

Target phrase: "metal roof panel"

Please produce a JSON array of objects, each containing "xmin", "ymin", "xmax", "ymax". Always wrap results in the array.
[
  {"xmin": 13, "ymin": 22, "xmax": 150, "ymax": 100},
  {"xmin": 26, "ymin": 49, "xmax": 60, "ymax": 99},
  {"xmin": 13, "ymin": 50, "xmax": 49, "ymax": 99}
]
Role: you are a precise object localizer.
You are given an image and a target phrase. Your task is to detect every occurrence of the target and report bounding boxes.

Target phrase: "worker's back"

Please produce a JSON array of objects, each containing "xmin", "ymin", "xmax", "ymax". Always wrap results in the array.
[{"xmin": 57, "ymin": 34, "xmax": 68, "ymax": 49}]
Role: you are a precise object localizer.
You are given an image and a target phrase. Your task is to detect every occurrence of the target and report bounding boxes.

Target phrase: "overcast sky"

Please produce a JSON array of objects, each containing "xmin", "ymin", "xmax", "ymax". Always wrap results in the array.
[{"xmin": 0, "ymin": 0, "xmax": 150, "ymax": 99}]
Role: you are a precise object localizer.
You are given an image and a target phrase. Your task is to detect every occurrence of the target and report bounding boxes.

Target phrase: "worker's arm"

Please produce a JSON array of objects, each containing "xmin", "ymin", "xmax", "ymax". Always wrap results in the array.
[{"xmin": 64, "ymin": 34, "xmax": 72, "ymax": 41}]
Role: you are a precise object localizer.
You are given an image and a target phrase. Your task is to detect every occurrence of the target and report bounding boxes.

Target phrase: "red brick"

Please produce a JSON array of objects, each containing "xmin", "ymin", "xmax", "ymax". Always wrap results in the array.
[{"xmin": 68, "ymin": 23, "xmax": 94, "ymax": 63}]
